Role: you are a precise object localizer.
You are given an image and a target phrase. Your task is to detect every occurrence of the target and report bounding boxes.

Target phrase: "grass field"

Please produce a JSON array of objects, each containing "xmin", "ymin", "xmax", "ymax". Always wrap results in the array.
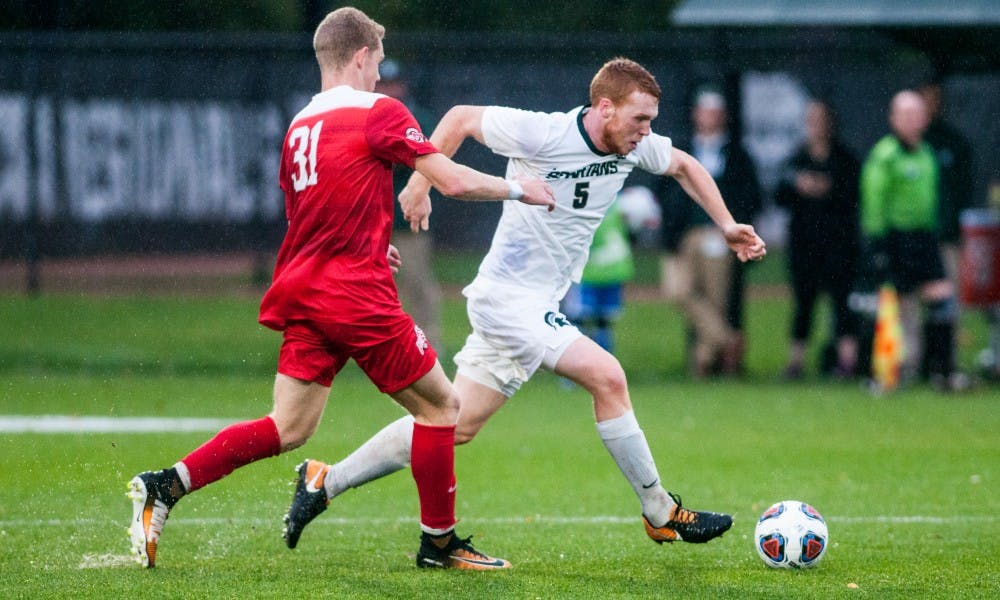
[{"xmin": 0, "ymin": 290, "xmax": 997, "ymax": 599}]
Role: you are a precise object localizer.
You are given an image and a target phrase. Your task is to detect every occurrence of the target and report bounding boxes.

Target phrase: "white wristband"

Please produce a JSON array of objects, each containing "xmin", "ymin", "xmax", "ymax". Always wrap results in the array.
[{"xmin": 506, "ymin": 179, "xmax": 524, "ymax": 201}]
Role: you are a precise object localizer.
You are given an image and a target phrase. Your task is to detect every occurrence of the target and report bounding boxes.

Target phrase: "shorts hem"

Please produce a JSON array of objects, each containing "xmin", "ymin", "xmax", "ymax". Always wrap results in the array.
[
  {"xmin": 541, "ymin": 330, "xmax": 583, "ymax": 371},
  {"xmin": 277, "ymin": 366, "xmax": 333, "ymax": 388},
  {"xmin": 455, "ymin": 362, "xmax": 518, "ymax": 398},
  {"xmin": 380, "ymin": 349, "xmax": 437, "ymax": 395}
]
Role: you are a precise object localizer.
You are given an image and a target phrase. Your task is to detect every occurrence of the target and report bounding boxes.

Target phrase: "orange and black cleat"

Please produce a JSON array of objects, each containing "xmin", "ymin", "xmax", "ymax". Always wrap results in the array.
[
  {"xmin": 416, "ymin": 532, "xmax": 511, "ymax": 570},
  {"xmin": 644, "ymin": 493, "xmax": 733, "ymax": 544},
  {"xmin": 283, "ymin": 459, "xmax": 331, "ymax": 549}
]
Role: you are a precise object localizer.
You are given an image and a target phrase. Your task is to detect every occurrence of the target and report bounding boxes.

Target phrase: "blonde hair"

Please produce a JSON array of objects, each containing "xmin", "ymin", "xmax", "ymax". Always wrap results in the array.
[
  {"xmin": 590, "ymin": 58, "xmax": 661, "ymax": 106},
  {"xmin": 313, "ymin": 7, "xmax": 385, "ymax": 72}
]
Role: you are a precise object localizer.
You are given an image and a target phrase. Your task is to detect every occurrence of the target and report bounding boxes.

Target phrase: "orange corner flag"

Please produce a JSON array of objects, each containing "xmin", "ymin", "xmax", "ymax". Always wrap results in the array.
[{"xmin": 872, "ymin": 285, "xmax": 904, "ymax": 392}]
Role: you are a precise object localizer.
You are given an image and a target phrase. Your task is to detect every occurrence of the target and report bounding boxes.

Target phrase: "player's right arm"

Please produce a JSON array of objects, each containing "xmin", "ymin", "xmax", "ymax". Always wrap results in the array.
[{"xmin": 403, "ymin": 106, "xmax": 552, "ymax": 231}]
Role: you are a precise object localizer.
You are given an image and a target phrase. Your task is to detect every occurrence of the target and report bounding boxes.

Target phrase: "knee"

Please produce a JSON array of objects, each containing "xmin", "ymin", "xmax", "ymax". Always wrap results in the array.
[
  {"xmin": 604, "ymin": 365, "xmax": 629, "ymax": 397},
  {"xmin": 415, "ymin": 392, "xmax": 460, "ymax": 428},
  {"xmin": 586, "ymin": 360, "xmax": 629, "ymax": 400},
  {"xmin": 589, "ymin": 365, "xmax": 632, "ymax": 421},
  {"xmin": 435, "ymin": 392, "xmax": 461, "ymax": 423},
  {"xmin": 272, "ymin": 413, "xmax": 319, "ymax": 453}
]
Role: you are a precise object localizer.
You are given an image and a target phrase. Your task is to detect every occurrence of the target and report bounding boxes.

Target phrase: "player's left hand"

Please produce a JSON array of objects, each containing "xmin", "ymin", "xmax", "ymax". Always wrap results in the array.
[
  {"xmin": 400, "ymin": 184, "xmax": 432, "ymax": 232},
  {"xmin": 723, "ymin": 223, "xmax": 767, "ymax": 262},
  {"xmin": 387, "ymin": 244, "xmax": 402, "ymax": 274}
]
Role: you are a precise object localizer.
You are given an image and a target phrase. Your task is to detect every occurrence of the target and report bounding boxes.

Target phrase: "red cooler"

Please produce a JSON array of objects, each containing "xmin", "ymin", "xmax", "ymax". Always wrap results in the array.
[{"xmin": 959, "ymin": 209, "xmax": 1000, "ymax": 306}]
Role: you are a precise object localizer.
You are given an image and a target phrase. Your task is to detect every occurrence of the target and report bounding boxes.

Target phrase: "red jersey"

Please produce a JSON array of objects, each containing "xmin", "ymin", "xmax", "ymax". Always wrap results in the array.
[{"xmin": 259, "ymin": 85, "xmax": 438, "ymax": 330}]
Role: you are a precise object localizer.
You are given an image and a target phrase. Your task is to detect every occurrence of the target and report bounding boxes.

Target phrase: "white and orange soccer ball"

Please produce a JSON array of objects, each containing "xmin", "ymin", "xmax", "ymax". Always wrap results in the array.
[{"xmin": 754, "ymin": 500, "xmax": 829, "ymax": 569}]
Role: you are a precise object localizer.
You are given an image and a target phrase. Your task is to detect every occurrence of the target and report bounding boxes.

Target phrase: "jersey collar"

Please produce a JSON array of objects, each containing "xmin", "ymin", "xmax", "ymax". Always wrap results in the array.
[{"xmin": 577, "ymin": 105, "xmax": 615, "ymax": 157}]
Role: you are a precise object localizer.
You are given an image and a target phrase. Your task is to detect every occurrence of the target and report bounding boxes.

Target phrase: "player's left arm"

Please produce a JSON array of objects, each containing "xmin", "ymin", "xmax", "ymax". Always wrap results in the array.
[
  {"xmin": 403, "ymin": 105, "xmax": 553, "ymax": 230},
  {"xmin": 664, "ymin": 147, "xmax": 766, "ymax": 262}
]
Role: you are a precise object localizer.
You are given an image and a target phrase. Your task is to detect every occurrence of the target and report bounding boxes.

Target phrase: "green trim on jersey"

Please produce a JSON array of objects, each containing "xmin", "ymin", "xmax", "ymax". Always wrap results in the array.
[
  {"xmin": 577, "ymin": 105, "xmax": 614, "ymax": 157},
  {"xmin": 475, "ymin": 104, "xmax": 672, "ymax": 301}
]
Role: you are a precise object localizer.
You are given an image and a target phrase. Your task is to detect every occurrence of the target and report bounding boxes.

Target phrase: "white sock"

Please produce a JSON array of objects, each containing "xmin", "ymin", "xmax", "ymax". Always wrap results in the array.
[
  {"xmin": 324, "ymin": 415, "xmax": 414, "ymax": 498},
  {"xmin": 596, "ymin": 410, "xmax": 674, "ymax": 527}
]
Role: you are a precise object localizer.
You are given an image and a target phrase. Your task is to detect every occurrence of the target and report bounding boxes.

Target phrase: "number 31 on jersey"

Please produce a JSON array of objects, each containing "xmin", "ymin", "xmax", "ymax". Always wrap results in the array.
[{"xmin": 289, "ymin": 121, "xmax": 323, "ymax": 191}]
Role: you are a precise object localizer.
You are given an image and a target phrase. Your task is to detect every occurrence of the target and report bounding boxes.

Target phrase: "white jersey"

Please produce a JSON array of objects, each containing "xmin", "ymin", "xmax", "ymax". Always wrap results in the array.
[{"xmin": 469, "ymin": 105, "xmax": 673, "ymax": 301}]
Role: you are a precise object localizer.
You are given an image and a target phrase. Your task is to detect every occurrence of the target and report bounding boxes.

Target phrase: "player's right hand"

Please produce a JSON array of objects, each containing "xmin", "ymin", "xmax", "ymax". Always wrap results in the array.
[
  {"xmin": 516, "ymin": 177, "xmax": 556, "ymax": 212},
  {"xmin": 400, "ymin": 184, "xmax": 432, "ymax": 232}
]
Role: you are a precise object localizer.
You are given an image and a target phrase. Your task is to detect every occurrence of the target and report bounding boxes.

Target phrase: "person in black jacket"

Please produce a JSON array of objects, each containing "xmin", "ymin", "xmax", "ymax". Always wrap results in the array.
[
  {"xmin": 658, "ymin": 88, "xmax": 762, "ymax": 376},
  {"xmin": 775, "ymin": 100, "xmax": 860, "ymax": 379},
  {"xmin": 918, "ymin": 78, "xmax": 974, "ymax": 275},
  {"xmin": 918, "ymin": 78, "xmax": 976, "ymax": 382}
]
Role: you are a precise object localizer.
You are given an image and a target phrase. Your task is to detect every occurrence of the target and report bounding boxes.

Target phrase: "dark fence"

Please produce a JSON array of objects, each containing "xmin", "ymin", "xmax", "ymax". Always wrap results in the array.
[{"xmin": 1, "ymin": 28, "xmax": 997, "ymax": 260}]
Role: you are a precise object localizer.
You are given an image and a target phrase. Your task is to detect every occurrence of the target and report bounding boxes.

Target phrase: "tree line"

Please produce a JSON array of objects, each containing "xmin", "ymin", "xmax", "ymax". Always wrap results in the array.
[{"xmin": 2, "ymin": 0, "xmax": 680, "ymax": 32}]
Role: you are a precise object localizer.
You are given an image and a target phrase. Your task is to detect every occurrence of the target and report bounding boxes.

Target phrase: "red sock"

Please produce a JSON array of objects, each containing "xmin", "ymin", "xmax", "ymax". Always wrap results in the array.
[
  {"xmin": 410, "ymin": 422, "xmax": 457, "ymax": 532},
  {"xmin": 180, "ymin": 416, "xmax": 281, "ymax": 492}
]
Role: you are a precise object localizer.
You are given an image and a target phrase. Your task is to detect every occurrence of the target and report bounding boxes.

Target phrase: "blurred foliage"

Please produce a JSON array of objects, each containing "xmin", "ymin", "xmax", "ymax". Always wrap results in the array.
[
  {"xmin": 2, "ymin": 0, "xmax": 681, "ymax": 32},
  {"xmin": 347, "ymin": 0, "xmax": 681, "ymax": 32},
  {"xmin": 1, "ymin": 0, "xmax": 305, "ymax": 31}
]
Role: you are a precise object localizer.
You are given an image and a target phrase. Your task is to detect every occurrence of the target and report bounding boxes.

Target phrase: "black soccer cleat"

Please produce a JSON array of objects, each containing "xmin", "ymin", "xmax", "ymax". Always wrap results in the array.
[
  {"xmin": 643, "ymin": 493, "xmax": 733, "ymax": 544},
  {"xmin": 416, "ymin": 532, "xmax": 511, "ymax": 570},
  {"xmin": 282, "ymin": 459, "xmax": 330, "ymax": 549}
]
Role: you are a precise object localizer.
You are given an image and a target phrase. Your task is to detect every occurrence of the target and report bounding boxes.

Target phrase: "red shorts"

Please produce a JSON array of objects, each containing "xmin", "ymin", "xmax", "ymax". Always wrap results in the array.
[{"xmin": 277, "ymin": 312, "xmax": 437, "ymax": 393}]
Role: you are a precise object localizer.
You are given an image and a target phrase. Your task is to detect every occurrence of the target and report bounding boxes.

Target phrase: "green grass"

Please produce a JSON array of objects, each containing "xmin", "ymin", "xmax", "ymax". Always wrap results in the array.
[{"xmin": 0, "ymin": 292, "xmax": 997, "ymax": 599}]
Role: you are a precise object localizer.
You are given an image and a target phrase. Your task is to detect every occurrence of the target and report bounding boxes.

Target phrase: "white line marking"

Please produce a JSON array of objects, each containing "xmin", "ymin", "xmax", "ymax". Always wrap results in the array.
[
  {"xmin": 1, "ymin": 515, "xmax": 994, "ymax": 528},
  {"xmin": 0, "ymin": 415, "xmax": 233, "ymax": 433},
  {"xmin": 831, "ymin": 515, "xmax": 995, "ymax": 524}
]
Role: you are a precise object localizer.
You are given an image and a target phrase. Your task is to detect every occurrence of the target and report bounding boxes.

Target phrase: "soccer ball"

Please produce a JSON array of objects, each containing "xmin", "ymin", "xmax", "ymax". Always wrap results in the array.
[{"xmin": 754, "ymin": 500, "xmax": 829, "ymax": 569}]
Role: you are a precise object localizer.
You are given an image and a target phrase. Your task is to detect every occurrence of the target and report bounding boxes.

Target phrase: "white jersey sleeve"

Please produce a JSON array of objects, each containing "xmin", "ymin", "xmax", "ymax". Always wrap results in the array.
[
  {"xmin": 634, "ymin": 132, "xmax": 673, "ymax": 176},
  {"xmin": 480, "ymin": 106, "xmax": 551, "ymax": 160},
  {"xmin": 467, "ymin": 105, "xmax": 671, "ymax": 303}
]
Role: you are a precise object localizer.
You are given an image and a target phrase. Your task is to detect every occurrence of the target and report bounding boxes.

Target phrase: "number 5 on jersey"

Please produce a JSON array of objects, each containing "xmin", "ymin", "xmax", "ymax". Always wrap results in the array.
[
  {"xmin": 573, "ymin": 182, "xmax": 590, "ymax": 209},
  {"xmin": 289, "ymin": 121, "xmax": 323, "ymax": 191}
]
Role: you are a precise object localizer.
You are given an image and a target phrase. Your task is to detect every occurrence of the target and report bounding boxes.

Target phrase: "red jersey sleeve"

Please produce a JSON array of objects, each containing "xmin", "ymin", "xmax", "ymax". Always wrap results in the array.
[{"xmin": 365, "ymin": 97, "xmax": 438, "ymax": 168}]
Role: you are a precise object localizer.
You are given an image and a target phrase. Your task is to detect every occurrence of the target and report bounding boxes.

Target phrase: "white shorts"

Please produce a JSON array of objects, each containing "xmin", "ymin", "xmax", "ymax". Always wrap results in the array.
[{"xmin": 454, "ymin": 279, "xmax": 582, "ymax": 397}]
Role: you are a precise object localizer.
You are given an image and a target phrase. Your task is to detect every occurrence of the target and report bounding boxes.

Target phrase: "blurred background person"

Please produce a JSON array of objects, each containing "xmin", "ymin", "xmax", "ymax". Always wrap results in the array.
[
  {"xmin": 658, "ymin": 88, "xmax": 762, "ymax": 377},
  {"xmin": 860, "ymin": 90, "xmax": 968, "ymax": 392},
  {"xmin": 616, "ymin": 184, "xmax": 662, "ymax": 250},
  {"xmin": 918, "ymin": 77, "xmax": 974, "ymax": 281},
  {"xmin": 377, "ymin": 59, "xmax": 445, "ymax": 352},
  {"xmin": 973, "ymin": 181, "xmax": 1000, "ymax": 380},
  {"xmin": 562, "ymin": 193, "xmax": 637, "ymax": 355},
  {"xmin": 918, "ymin": 77, "xmax": 979, "ymax": 379},
  {"xmin": 775, "ymin": 100, "xmax": 860, "ymax": 380},
  {"xmin": 558, "ymin": 185, "xmax": 659, "ymax": 389}
]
